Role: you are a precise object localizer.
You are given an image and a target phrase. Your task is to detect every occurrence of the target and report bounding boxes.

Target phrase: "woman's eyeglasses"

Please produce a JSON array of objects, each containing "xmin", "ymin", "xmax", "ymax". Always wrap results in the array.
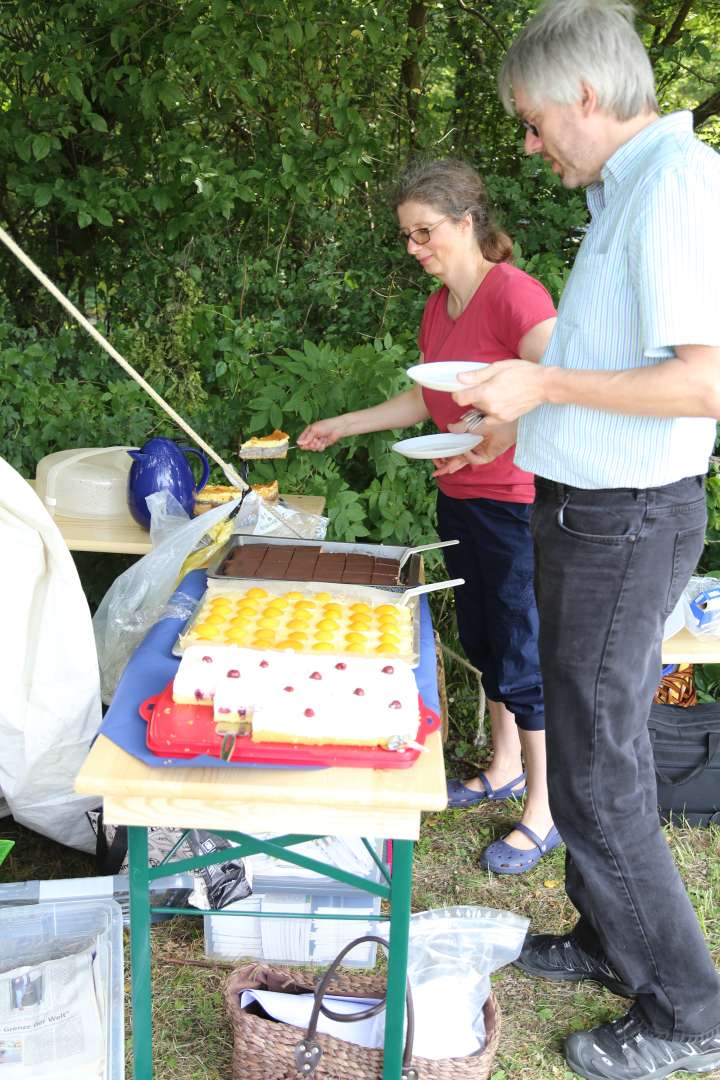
[
  {"xmin": 521, "ymin": 118, "xmax": 540, "ymax": 138},
  {"xmin": 398, "ymin": 214, "xmax": 452, "ymax": 247}
]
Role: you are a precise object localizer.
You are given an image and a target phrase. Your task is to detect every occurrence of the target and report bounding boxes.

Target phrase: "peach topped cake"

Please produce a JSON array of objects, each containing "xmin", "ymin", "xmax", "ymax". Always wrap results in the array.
[{"xmin": 180, "ymin": 586, "xmax": 414, "ymax": 661}]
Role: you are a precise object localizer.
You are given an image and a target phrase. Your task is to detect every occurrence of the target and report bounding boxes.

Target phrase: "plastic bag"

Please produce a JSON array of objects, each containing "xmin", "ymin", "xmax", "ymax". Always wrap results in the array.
[
  {"xmin": 148, "ymin": 489, "xmax": 191, "ymax": 548},
  {"xmin": 0, "ymin": 457, "xmax": 102, "ymax": 852},
  {"xmin": 683, "ymin": 575, "xmax": 720, "ymax": 638},
  {"xmin": 88, "ymin": 814, "xmax": 252, "ymax": 910},
  {"xmin": 93, "ymin": 498, "xmax": 241, "ymax": 703},
  {"xmin": 148, "ymin": 491, "xmax": 237, "ymax": 576},
  {"xmin": 233, "ymin": 490, "xmax": 329, "ymax": 541},
  {"xmin": 406, "ymin": 905, "xmax": 529, "ymax": 1059}
]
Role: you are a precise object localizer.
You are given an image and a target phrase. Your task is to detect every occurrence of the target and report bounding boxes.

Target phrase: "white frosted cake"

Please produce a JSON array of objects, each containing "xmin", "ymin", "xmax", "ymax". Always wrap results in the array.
[
  {"xmin": 172, "ymin": 646, "xmax": 420, "ymax": 748},
  {"xmin": 172, "ymin": 644, "xmax": 243, "ymax": 704}
]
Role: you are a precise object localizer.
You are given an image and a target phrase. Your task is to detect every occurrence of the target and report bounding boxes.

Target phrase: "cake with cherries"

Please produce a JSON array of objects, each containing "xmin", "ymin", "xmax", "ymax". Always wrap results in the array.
[{"xmin": 171, "ymin": 645, "xmax": 420, "ymax": 748}]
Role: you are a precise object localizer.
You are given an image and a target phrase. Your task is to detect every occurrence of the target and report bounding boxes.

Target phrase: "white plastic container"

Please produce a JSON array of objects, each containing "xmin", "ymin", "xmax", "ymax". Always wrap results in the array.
[
  {"xmin": 204, "ymin": 883, "xmax": 383, "ymax": 967},
  {"xmin": 0, "ymin": 872, "xmax": 194, "ymax": 927},
  {"xmin": 204, "ymin": 839, "xmax": 385, "ymax": 968},
  {"xmin": 35, "ymin": 446, "xmax": 136, "ymax": 518},
  {"xmin": 0, "ymin": 899, "xmax": 124, "ymax": 1078}
]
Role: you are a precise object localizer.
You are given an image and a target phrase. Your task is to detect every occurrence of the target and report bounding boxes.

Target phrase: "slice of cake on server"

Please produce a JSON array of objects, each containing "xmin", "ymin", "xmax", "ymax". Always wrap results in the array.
[
  {"xmin": 239, "ymin": 429, "xmax": 290, "ymax": 460},
  {"xmin": 172, "ymin": 645, "xmax": 420, "ymax": 748}
]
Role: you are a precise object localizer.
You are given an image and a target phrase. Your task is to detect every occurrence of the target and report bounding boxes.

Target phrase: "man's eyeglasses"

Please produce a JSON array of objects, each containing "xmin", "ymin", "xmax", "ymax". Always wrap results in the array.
[
  {"xmin": 399, "ymin": 214, "xmax": 452, "ymax": 247},
  {"xmin": 521, "ymin": 118, "xmax": 540, "ymax": 138}
]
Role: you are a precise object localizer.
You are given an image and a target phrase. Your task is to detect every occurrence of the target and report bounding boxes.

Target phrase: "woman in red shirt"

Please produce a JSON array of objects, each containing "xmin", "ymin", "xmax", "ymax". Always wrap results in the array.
[{"xmin": 298, "ymin": 159, "xmax": 559, "ymax": 873}]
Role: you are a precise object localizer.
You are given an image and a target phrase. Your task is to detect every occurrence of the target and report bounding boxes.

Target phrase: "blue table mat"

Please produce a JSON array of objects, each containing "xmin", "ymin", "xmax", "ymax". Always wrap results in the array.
[{"xmin": 100, "ymin": 570, "xmax": 440, "ymax": 769}]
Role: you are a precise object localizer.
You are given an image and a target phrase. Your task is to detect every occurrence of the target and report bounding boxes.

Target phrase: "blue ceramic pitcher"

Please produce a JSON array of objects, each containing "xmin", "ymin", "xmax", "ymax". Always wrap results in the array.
[{"xmin": 127, "ymin": 438, "xmax": 210, "ymax": 527}]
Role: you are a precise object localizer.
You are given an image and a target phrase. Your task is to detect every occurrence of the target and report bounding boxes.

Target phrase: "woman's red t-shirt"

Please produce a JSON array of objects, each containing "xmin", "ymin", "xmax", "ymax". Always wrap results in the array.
[{"xmin": 418, "ymin": 262, "xmax": 556, "ymax": 503}]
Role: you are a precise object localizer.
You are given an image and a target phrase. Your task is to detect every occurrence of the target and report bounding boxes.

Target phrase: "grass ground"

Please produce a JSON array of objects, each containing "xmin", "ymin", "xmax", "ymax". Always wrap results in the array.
[{"xmin": 1, "ymin": 610, "xmax": 719, "ymax": 1079}]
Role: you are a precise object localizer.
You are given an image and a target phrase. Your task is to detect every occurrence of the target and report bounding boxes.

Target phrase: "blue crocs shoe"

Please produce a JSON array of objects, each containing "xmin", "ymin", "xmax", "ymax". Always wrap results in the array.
[
  {"xmin": 446, "ymin": 771, "xmax": 527, "ymax": 808},
  {"xmin": 480, "ymin": 823, "xmax": 562, "ymax": 875}
]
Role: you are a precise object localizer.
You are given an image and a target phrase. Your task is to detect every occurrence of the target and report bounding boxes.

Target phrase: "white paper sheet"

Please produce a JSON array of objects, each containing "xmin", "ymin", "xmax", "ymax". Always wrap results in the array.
[{"xmin": 238, "ymin": 989, "xmax": 385, "ymax": 1048}]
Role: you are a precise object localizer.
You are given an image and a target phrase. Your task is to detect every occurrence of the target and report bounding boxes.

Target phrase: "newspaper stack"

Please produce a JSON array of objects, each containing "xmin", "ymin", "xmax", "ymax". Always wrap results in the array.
[{"xmin": 0, "ymin": 944, "xmax": 107, "ymax": 1078}]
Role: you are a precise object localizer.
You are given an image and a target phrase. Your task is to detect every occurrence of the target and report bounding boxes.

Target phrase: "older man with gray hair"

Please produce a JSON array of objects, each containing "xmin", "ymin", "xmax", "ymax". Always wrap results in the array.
[{"xmin": 452, "ymin": 1, "xmax": 720, "ymax": 1077}]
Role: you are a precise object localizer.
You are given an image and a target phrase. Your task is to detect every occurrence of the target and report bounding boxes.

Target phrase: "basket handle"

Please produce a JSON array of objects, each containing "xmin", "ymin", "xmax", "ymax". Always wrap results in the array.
[{"xmin": 294, "ymin": 934, "xmax": 418, "ymax": 1078}]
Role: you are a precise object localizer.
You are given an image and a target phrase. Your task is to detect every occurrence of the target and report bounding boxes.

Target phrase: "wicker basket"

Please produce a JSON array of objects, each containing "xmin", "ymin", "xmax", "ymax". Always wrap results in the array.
[{"xmin": 224, "ymin": 950, "xmax": 501, "ymax": 1079}]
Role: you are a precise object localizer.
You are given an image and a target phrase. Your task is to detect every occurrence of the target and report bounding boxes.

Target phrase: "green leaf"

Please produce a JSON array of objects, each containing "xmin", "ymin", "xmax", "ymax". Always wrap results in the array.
[
  {"xmin": 110, "ymin": 26, "xmax": 126, "ymax": 51},
  {"xmin": 67, "ymin": 74, "xmax": 85, "ymax": 102},
  {"xmin": 151, "ymin": 190, "xmax": 172, "ymax": 212},
  {"xmin": 16, "ymin": 138, "xmax": 32, "ymax": 163},
  {"xmin": 32, "ymin": 134, "xmax": 52, "ymax": 161},
  {"xmin": 158, "ymin": 82, "xmax": 179, "ymax": 110},
  {"xmin": 88, "ymin": 113, "xmax": 108, "ymax": 132},
  {"xmin": 94, "ymin": 207, "xmax": 113, "ymax": 226},
  {"xmin": 287, "ymin": 21, "xmax": 303, "ymax": 48},
  {"xmin": 33, "ymin": 185, "xmax": 53, "ymax": 208},
  {"xmin": 248, "ymin": 52, "xmax": 267, "ymax": 77},
  {"xmin": 77, "ymin": 210, "xmax": 92, "ymax": 228},
  {"xmin": 281, "ymin": 153, "xmax": 294, "ymax": 173}
]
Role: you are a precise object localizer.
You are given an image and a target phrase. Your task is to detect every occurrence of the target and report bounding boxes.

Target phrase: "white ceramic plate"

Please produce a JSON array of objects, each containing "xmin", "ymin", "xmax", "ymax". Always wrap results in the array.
[
  {"xmin": 406, "ymin": 361, "xmax": 488, "ymax": 392},
  {"xmin": 392, "ymin": 434, "xmax": 483, "ymax": 460}
]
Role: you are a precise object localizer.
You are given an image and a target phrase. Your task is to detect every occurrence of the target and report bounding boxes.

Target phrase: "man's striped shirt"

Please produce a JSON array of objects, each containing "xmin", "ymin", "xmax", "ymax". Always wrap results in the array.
[{"xmin": 516, "ymin": 111, "xmax": 720, "ymax": 489}]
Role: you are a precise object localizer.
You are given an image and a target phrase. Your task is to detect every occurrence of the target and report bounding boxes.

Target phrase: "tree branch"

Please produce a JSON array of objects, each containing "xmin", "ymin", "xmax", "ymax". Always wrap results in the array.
[
  {"xmin": 456, "ymin": 0, "xmax": 507, "ymax": 51},
  {"xmin": 635, "ymin": 10, "xmax": 665, "ymax": 28},
  {"xmin": 659, "ymin": 0, "xmax": 693, "ymax": 49},
  {"xmin": 694, "ymin": 88, "xmax": 720, "ymax": 128}
]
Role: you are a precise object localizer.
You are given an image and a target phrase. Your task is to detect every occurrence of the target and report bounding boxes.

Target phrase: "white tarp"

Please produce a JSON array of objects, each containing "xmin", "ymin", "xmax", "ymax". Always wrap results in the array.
[{"xmin": 0, "ymin": 458, "xmax": 101, "ymax": 851}]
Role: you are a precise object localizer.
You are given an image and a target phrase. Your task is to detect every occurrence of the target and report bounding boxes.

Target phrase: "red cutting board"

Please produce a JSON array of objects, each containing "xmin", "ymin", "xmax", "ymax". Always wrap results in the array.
[{"xmin": 140, "ymin": 681, "xmax": 441, "ymax": 769}]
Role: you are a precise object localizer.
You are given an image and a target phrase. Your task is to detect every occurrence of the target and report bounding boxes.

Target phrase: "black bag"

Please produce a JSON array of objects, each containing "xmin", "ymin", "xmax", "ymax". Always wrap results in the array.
[{"xmin": 648, "ymin": 703, "xmax": 720, "ymax": 826}]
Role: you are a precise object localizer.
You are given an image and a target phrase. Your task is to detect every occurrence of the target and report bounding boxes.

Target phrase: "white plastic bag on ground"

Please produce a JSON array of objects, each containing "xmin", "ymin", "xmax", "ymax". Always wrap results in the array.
[
  {"xmin": 407, "ymin": 905, "xmax": 529, "ymax": 1059},
  {"xmin": 0, "ymin": 458, "xmax": 102, "ymax": 852}
]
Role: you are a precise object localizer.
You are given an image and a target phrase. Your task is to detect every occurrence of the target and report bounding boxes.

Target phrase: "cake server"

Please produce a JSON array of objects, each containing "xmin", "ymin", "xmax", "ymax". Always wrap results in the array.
[
  {"xmin": 398, "ymin": 578, "xmax": 465, "ymax": 606},
  {"xmin": 397, "ymin": 539, "xmax": 459, "ymax": 570}
]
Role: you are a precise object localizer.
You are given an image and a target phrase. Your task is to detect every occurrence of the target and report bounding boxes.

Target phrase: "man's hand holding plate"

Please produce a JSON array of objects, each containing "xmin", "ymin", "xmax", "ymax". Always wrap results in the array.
[{"xmin": 452, "ymin": 360, "xmax": 547, "ymax": 422}]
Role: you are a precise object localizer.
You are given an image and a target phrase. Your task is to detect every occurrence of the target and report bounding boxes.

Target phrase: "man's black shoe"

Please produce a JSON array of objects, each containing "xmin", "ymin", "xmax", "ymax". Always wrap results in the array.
[
  {"xmin": 565, "ymin": 1007, "xmax": 720, "ymax": 1079},
  {"xmin": 513, "ymin": 932, "xmax": 633, "ymax": 997}
]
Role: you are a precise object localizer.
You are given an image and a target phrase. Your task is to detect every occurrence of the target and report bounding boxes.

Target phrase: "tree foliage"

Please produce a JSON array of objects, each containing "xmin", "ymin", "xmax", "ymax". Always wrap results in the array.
[{"xmin": 1, "ymin": 0, "xmax": 718, "ymax": 543}]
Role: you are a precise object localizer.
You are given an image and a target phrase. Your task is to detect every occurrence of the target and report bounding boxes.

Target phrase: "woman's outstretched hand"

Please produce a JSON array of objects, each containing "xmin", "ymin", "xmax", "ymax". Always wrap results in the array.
[{"xmin": 297, "ymin": 417, "xmax": 347, "ymax": 451}]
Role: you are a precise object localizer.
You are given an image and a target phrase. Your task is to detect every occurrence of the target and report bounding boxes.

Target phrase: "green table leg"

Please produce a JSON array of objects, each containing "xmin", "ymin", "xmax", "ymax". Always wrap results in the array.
[
  {"xmin": 128, "ymin": 826, "xmax": 153, "ymax": 1080},
  {"xmin": 384, "ymin": 839, "xmax": 413, "ymax": 1080}
]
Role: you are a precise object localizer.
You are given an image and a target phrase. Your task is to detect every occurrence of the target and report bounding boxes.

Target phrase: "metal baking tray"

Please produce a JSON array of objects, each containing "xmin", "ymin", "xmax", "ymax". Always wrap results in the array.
[
  {"xmin": 207, "ymin": 535, "xmax": 422, "ymax": 592},
  {"xmin": 173, "ymin": 577, "xmax": 421, "ymax": 666}
]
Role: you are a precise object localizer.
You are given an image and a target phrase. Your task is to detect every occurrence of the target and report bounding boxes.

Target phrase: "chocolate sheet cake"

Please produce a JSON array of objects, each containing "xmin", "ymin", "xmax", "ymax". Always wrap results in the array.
[{"xmin": 219, "ymin": 544, "xmax": 401, "ymax": 585}]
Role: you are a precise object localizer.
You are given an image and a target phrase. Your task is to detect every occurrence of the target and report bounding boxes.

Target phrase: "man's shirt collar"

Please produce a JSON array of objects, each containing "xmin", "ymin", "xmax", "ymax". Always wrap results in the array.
[{"xmin": 586, "ymin": 110, "xmax": 693, "ymax": 214}]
